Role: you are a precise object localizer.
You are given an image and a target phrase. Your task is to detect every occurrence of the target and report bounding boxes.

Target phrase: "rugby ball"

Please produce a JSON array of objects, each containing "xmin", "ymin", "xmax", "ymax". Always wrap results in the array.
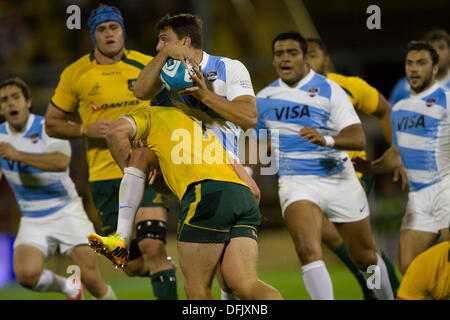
[{"xmin": 160, "ymin": 58, "xmax": 195, "ymax": 93}]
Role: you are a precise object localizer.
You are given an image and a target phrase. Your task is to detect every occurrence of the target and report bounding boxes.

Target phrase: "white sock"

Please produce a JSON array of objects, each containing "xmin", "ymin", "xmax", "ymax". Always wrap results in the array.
[
  {"xmin": 220, "ymin": 288, "xmax": 239, "ymax": 300},
  {"xmin": 92, "ymin": 285, "xmax": 117, "ymax": 300},
  {"xmin": 33, "ymin": 269, "xmax": 79, "ymax": 298},
  {"xmin": 360, "ymin": 253, "xmax": 394, "ymax": 300},
  {"xmin": 116, "ymin": 167, "xmax": 146, "ymax": 248},
  {"xmin": 301, "ymin": 260, "xmax": 334, "ymax": 300}
]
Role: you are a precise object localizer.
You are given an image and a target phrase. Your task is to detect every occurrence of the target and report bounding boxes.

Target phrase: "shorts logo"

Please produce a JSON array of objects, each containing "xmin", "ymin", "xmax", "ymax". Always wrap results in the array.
[
  {"xmin": 252, "ymin": 229, "xmax": 257, "ymax": 239},
  {"xmin": 88, "ymin": 82, "xmax": 101, "ymax": 96},
  {"xmin": 308, "ymin": 87, "xmax": 319, "ymax": 97},
  {"xmin": 128, "ymin": 79, "xmax": 137, "ymax": 91},
  {"xmin": 425, "ymin": 98, "xmax": 436, "ymax": 107},
  {"xmin": 206, "ymin": 71, "xmax": 218, "ymax": 82},
  {"xmin": 29, "ymin": 133, "xmax": 39, "ymax": 144}
]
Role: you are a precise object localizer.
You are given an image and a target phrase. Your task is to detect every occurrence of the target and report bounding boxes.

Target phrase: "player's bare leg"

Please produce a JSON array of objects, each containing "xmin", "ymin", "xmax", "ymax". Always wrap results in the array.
[
  {"xmin": 13, "ymin": 245, "xmax": 81, "ymax": 298},
  {"xmin": 177, "ymin": 242, "xmax": 225, "ymax": 299},
  {"xmin": 335, "ymin": 217, "xmax": 394, "ymax": 299},
  {"xmin": 116, "ymin": 147, "xmax": 178, "ymax": 299},
  {"xmin": 220, "ymin": 237, "xmax": 283, "ymax": 300},
  {"xmin": 399, "ymin": 229, "xmax": 439, "ymax": 275},
  {"xmin": 284, "ymin": 200, "xmax": 333, "ymax": 299},
  {"xmin": 69, "ymin": 245, "xmax": 116, "ymax": 299}
]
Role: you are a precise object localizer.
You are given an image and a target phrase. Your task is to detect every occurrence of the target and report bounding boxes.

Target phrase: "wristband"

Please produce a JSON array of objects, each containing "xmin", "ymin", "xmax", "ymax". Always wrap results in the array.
[{"xmin": 323, "ymin": 136, "xmax": 335, "ymax": 148}]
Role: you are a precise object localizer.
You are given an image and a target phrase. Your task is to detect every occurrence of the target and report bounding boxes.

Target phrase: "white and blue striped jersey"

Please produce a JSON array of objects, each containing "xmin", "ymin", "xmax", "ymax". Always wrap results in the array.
[
  {"xmin": 154, "ymin": 51, "xmax": 255, "ymax": 157},
  {"xmin": 0, "ymin": 114, "xmax": 79, "ymax": 218},
  {"xmin": 256, "ymin": 70, "xmax": 361, "ymax": 177},
  {"xmin": 391, "ymin": 83, "xmax": 450, "ymax": 191}
]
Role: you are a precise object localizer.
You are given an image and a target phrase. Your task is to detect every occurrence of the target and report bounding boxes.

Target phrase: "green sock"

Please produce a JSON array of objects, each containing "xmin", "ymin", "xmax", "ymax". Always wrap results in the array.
[
  {"xmin": 333, "ymin": 243, "xmax": 373, "ymax": 297},
  {"xmin": 381, "ymin": 251, "xmax": 400, "ymax": 294},
  {"xmin": 150, "ymin": 268, "xmax": 178, "ymax": 300}
]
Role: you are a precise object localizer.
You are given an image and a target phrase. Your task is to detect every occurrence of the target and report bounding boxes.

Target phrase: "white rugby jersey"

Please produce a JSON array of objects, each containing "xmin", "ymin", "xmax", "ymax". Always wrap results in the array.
[
  {"xmin": 256, "ymin": 69, "xmax": 361, "ymax": 177},
  {"xmin": 0, "ymin": 114, "xmax": 79, "ymax": 218},
  {"xmin": 391, "ymin": 83, "xmax": 450, "ymax": 191},
  {"xmin": 154, "ymin": 51, "xmax": 255, "ymax": 157}
]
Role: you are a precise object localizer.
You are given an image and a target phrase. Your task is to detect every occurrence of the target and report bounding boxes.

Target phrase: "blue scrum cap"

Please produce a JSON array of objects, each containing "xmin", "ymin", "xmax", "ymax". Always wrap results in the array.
[{"xmin": 88, "ymin": 5, "xmax": 125, "ymax": 47}]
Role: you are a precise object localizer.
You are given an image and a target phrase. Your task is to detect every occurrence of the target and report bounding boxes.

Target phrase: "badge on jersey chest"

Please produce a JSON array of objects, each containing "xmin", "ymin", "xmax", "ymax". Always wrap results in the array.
[
  {"xmin": 206, "ymin": 71, "xmax": 218, "ymax": 82},
  {"xmin": 128, "ymin": 79, "xmax": 137, "ymax": 91},
  {"xmin": 426, "ymin": 98, "xmax": 436, "ymax": 107},
  {"xmin": 29, "ymin": 133, "xmax": 39, "ymax": 144},
  {"xmin": 308, "ymin": 87, "xmax": 320, "ymax": 97}
]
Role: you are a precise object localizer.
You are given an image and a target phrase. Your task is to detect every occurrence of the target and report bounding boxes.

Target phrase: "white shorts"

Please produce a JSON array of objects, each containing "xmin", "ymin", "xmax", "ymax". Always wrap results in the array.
[
  {"xmin": 14, "ymin": 198, "xmax": 95, "ymax": 259},
  {"xmin": 278, "ymin": 159, "xmax": 370, "ymax": 223},
  {"xmin": 401, "ymin": 177, "xmax": 450, "ymax": 233}
]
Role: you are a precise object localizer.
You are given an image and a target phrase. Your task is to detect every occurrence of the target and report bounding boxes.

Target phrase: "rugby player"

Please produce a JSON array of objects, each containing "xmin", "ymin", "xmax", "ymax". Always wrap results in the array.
[
  {"xmin": 89, "ymin": 106, "xmax": 283, "ymax": 300},
  {"xmin": 44, "ymin": 5, "xmax": 177, "ymax": 299},
  {"xmin": 0, "ymin": 77, "xmax": 116, "ymax": 300},
  {"xmin": 389, "ymin": 29, "xmax": 450, "ymax": 105},
  {"xmin": 354, "ymin": 41, "xmax": 450, "ymax": 275},
  {"xmin": 256, "ymin": 31, "xmax": 394, "ymax": 300},
  {"xmin": 132, "ymin": 13, "xmax": 260, "ymax": 300},
  {"xmin": 396, "ymin": 226, "xmax": 449, "ymax": 300},
  {"xmin": 306, "ymin": 38, "xmax": 401, "ymax": 298}
]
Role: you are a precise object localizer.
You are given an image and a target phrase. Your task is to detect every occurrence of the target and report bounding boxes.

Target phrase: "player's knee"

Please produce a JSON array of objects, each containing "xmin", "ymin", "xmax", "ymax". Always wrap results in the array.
[
  {"xmin": 16, "ymin": 268, "xmax": 41, "ymax": 289},
  {"xmin": 292, "ymin": 236, "xmax": 322, "ymax": 263},
  {"xmin": 138, "ymin": 238, "xmax": 166, "ymax": 260},
  {"xmin": 135, "ymin": 219, "xmax": 168, "ymax": 262},
  {"xmin": 349, "ymin": 248, "xmax": 377, "ymax": 270}
]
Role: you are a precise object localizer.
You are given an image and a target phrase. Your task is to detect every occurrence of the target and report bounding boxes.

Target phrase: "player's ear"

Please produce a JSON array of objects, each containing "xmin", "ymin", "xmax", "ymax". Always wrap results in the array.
[
  {"xmin": 26, "ymin": 99, "xmax": 32, "ymax": 109},
  {"xmin": 182, "ymin": 36, "xmax": 191, "ymax": 47}
]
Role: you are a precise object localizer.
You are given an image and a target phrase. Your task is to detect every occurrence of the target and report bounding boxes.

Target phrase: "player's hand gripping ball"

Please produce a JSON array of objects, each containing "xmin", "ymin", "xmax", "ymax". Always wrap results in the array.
[{"xmin": 160, "ymin": 58, "xmax": 195, "ymax": 93}]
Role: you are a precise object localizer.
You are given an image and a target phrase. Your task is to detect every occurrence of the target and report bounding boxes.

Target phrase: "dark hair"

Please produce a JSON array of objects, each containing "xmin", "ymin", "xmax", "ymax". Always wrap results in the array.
[
  {"xmin": 424, "ymin": 28, "xmax": 450, "ymax": 48},
  {"xmin": 155, "ymin": 13, "xmax": 203, "ymax": 49},
  {"xmin": 272, "ymin": 31, "xmax": 308, "ymax": 55},
  {"xmin": 0, "ymin": 77, "xmax": 32, "ymax": 100},
  {"xmin": 306, "ymin": 38, "xmax": 329, "ymax": 55},
  {"xmin": 406, "ymin": 41, "xmax": 439, "ymax": 66}
]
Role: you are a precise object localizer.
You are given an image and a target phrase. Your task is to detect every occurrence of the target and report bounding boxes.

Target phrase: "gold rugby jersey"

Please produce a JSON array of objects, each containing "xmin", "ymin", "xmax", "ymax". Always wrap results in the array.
[
  {"xmin": 51, "ymin": 50, "xmax": 152, "ymax": 181},
  {"xmin": 128, "ymin": 106, "xmax": 247, "ymax": 201},
  {"xmin": 397, "ymin": 241, "xmax": 449, "ymax": 300}
]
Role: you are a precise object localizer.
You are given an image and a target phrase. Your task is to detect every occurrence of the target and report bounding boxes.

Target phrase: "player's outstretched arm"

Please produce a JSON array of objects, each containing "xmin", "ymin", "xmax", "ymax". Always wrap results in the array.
[
  {"xmin": 352, "ymin": 145, "xmax": 401, "ymax": 175},
  {"xmin": 0, "ymin": 142, "xmax": 69, "ymax": 172},
  {"xmin": 106, "ymin": 118, "xmax": 135, "ymax": 171},
  {"xmin": 45, "ymin": 103, "xmax": 112, "ymax": 139},
  {"xmin": 371, "ymin": 92, "xmax": 393, "ymax": 144},
  {"xmin": 300, "ymin": 123, "xmax": 365, "ymax": 151}
]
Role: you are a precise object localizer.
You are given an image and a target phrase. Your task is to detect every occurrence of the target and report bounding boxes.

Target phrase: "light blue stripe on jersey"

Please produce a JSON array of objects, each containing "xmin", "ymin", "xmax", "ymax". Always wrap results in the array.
[
  {"xmin": 0, "ymin": 124, "xmax": 7, "ymax": 134},
  {"xmin": 421, "ymin": 87, "xmax": 447, "ymax": 109},
  {"xmin": 265, "ymin": 74, "xmax": 332, "ymax": 100},
  {"xmin": 397, "ymin": 146, "xmax": 437, "ymax": 171},
  {"xmin": 0, "ymin": 159, "xmax": 46, "ymax": 175},
  {"xmin": 279, "ymin": 157, "xmax": 344, "ymax": 176},
  {"xmin": 256, "ymin": 98, "xmax": 330, "ymax": 130},
  {"xmin": 408, "ymin": 180, "xmax": 437, "ymax": 192},
  {"xmin": 23, "ymin": 116, "xmax": 43, "ymax": 139},
  {"xmin": 22, "ymin": 202, "xmax": 69, "ymax": 218},
  {"xmin": 9, "ymin": 180, "xmax": 68, "ymax": 201},
  {"xmin": 299, "ymin": 73, "xmax": 332, "ymax": 100},
  {"xmin": 204, "ymin": 55, "xmax": 227, "ymax": 82},
  {"xmin": 391, "ymin": 110, "xmax": 439, "ymax": 140},
  {"xmin": 279, "ymin": 134, "xmax": 328, "ymax": 153}
]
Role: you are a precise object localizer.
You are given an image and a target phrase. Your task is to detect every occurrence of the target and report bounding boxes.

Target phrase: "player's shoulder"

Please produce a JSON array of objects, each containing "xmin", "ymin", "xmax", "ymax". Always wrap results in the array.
[
  {"xmin": 328, "ymin": 72, "xmax": 374, "ymax": 90},
  {"xmin": 256, "ymin": 79, "xmax": 281, "ymax": 98},
  {"xmin": 124, "ymin": 50, "xmax": 153, "ymax": 65},
  {"xmin": 57, "ymin": 53, "xmax": 96, "ymax": 84}
]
